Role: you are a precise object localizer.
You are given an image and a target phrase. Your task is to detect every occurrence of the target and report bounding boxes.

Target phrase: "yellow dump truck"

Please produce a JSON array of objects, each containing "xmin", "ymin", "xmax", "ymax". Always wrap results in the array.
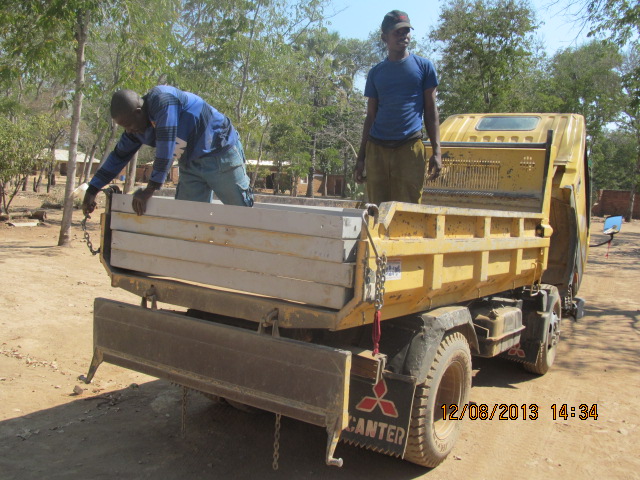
[{"xmin": 82, "ymin": 113, "xmax": 591, "ymax": 468}]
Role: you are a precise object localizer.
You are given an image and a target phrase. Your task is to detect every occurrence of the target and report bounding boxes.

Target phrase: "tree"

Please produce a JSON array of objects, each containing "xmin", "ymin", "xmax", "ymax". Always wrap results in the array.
[
  {"xmin": 618, "ymin": 47, "xmax": 640, "ymax": 220},
  {"xmin": 36, "ymin": 115, "xmax": 67, "ymax": 193},
  {"xmin": 549, "ymin": 41, "xmax": 623, "ymax": 138},
  {"xmin": 1, "ymin": 0, "xmax": 184, "ymax": 244},
  {"xmin": 590, "ymin": 129, "xmax": 637, "ymax": 191},
  {"xmin": 577, "ymin": 0, "xmax": 640, "ymax": 220},
  {"xmin": 0, "ymin": 116, "xmax": 48, "ymax": 213},
  {"xmin": 582, "ymin": 0, "xmax": 640, "ymax": 46},
  {"xmin": 292, "ymin": 28, "xmax": 358, "ymax": 196},
  {"xmin": 266, "ymin": 120, "xmax": 310, "ymax": 195},
  {"xmin": 427, "ymin": 0, "xmax": 539, "ymax": 117}
]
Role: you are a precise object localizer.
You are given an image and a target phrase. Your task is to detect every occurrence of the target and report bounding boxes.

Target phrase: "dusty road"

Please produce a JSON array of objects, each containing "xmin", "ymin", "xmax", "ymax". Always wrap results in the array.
[{"xmin": 1, "ymin": 192, "xmax": 638, "ymax": 480}]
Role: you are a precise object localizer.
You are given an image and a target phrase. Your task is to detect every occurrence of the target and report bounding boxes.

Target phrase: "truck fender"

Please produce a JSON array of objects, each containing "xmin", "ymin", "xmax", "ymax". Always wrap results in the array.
[{"xmin": 382, "ymin": 306, "xmax": 479, "ymax": 385}]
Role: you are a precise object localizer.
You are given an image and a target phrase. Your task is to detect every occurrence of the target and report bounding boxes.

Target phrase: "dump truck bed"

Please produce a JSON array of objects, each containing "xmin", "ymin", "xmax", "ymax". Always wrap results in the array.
[{"xmin": 101, "ymin": 135, "xmax": 552, "ymax": 331}]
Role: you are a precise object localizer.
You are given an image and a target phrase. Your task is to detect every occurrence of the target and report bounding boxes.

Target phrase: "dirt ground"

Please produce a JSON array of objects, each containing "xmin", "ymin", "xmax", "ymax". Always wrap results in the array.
[{"xmin": 1, "ymin": 189, "xmax": 639, "ymax": 480}]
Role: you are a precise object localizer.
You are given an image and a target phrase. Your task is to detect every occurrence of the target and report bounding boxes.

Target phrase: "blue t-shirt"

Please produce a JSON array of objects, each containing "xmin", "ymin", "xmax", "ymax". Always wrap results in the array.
[
  {"xmin": 364, "ymin": 53, "xmax": 438, "ymax": 141},
  {"xmin": 90, "ymin": 85, "xmax": 238, "ymax": 189}
]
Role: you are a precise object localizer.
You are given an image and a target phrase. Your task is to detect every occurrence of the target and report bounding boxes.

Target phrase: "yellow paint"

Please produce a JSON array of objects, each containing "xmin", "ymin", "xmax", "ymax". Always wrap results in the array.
[{"xmin": 334, "ymin": 113, "xmax": 590, "ymax": 330}]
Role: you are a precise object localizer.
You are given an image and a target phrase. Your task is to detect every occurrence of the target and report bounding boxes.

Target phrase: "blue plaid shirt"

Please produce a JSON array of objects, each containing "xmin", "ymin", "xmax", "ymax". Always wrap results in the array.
[{"xmin": 90, "ymin": 86, "xmax": 238, "ymax": 189}]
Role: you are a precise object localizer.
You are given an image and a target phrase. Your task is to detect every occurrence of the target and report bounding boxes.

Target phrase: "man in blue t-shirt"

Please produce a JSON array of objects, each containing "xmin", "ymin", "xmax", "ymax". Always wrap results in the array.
[
  {"xmin": 82, "ymin": 86, "xmax": 254, "ymax": 216},
  {"xmin": 354, "ymin": 10, "xmax": 442, "ymax": 205}
]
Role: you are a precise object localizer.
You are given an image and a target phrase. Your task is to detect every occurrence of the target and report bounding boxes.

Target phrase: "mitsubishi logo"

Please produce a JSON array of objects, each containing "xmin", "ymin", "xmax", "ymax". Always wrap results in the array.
[
  {"xmin": 508, "ymin": 343, "xmax": 526, "ymax": 358},
  {"xmin": 355, "ymin": 378, "xmax": 399, "ymax": 418}
]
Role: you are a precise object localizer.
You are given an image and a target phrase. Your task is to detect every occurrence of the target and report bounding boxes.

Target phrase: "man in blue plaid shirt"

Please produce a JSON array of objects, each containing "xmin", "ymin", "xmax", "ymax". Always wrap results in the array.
[{"xmin": 82, "ymin": 86, "xmax": 254, "ymax": 216}]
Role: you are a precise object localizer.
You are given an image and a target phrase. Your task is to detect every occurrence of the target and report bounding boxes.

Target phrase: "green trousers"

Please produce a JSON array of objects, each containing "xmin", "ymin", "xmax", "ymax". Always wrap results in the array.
[{"xmin": 365, "ymin": 138, "xmax": 427, "ymax": 205}]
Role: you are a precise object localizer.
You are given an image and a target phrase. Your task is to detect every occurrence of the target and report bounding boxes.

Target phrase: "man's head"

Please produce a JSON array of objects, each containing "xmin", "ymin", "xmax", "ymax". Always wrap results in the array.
[
  {"xmin": 110, "ymin": 89, "xmax": 149, "ymax": 135},
  {"xmin": 380, "ymin": 10, "xmax": 412, "ymax": 56},
  {"xmin": 381, "ymin": 10, "xmax": 413, "ymax": 34}
]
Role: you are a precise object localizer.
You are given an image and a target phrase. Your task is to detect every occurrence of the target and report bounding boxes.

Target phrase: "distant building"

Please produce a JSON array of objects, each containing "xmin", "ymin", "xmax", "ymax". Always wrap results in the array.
[
  {"xmin": 592, "ymin": 189, "xmax": 640, "ymax": 219},
  {"xmin": 246, "ymin": 159, "xmax": 345, "ymax": 197},
  {"xmin": 55, "ymin": 149, "xmax": 100, "ymax": 176},
  {"xmin": 136, "ymin": 161, "xmax": 179, "ymax": 184}
]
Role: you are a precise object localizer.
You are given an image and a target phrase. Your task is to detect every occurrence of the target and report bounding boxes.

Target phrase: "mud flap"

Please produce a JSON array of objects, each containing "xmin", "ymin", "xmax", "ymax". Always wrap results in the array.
[
  {"xmin": 86, "ymin": 298, "xmax": 351, "ymax": 466},
  {"xmin": 341, "ymin": 372, "xmax": 416, "ymax": 457},
  {"xmin": 505, "ymin": 287, "xmax": 560, "ymax": 364}
]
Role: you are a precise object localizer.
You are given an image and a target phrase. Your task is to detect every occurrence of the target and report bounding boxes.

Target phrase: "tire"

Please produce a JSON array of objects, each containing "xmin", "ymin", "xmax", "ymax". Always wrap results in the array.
[
  {"xmin": 404, "ymin": 331, "xmax": 472, "ymax": 468},
  {"xmin": 523, "ymin": 295, "xmax": 561, "ymax": 375},
  {"xmin": 199, "ymin": 393, "xmax": 261, "ymax": 414},
  {"xmin": 223, "ymin": 398, "xmax": 262, "ymax": 414}
]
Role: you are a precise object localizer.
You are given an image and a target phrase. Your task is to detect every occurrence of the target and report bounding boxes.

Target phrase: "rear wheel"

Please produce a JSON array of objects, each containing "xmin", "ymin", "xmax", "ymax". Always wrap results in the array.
[
  {"xmin": 523, "ymin": 294, "xmax": 561, "ymax": 375},
  {"xmin": 404, "ymin": 332, "xmax": 472, "ymax": 467}
]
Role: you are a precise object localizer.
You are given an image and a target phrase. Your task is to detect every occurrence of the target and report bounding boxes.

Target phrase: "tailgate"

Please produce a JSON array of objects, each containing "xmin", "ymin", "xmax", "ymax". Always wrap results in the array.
[{"xmin": 87, "ymin": 298, "xmax": 351, "ymax": 464}]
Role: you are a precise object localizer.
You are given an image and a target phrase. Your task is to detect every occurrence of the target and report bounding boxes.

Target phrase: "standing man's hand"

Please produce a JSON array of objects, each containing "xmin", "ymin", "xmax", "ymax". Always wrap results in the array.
[
  {"xmin": 82, "ymin": 190, "xmax": 97, "ymax": 217},
  {"xmin": 354, "ymin": 158, "xmax": 366, "ymax": 183},
  {"xmin": 132, "ymin": 184, "xmax": 158, "ymax": 216},
  {"xmin": 426, "ymin": 153, "xmax": 442, "ymax": 181}
]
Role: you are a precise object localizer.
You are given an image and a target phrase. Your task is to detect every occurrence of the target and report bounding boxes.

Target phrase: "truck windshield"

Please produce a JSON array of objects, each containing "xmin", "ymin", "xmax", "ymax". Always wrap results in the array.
[{"xmin": 476, "ymin": 116, "xmax": 540, "ymax": 131}]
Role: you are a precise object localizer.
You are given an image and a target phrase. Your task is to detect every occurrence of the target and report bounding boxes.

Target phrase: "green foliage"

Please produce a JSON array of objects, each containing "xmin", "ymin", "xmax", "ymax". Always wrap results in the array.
[
  {"xmin": 550, "ymin": 41, "xmax": 623, "ymax": 136},
  {"xmin": 620, "ymin": 46, "xmax": 640, "ymax": 126},
  {"xmin": 2, "ymin": 0, "xmax": 637, "ymax": 209},
  {"xmin": 590, "ymin": 128, "xmax": 638, "ymax": 191},
  {"xmin": 427, "ymin": 0, "xmax": 539, "ymax": 116},
  {"xmin": 585, "ymin": 0, "xmax": 640, "ymax": 46},
  {"xmin": 344, "ymin": 178, "xmax": 366, "ymax": 201},
  {"xmin": 267, "ymin": 121, "xmax": 311, "ymax": 173},
  {"xmin": 0, "ymin": 115, "xmax": 49, "ymax": 213}
]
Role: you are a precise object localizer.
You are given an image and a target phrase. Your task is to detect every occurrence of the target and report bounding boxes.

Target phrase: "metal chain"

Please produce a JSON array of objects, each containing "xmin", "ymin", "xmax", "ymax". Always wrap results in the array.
[
  {"xmin": 374, "ymin": 254, "xmax": 387, "ymax": 311},
  {"xmin": 272, "ymin": 413, "xmax": 281, "ymax": 470},
  {"xmin": 181, "ymin": 386, "xmax": 189, "ymax": 438},
  {"xmin": 80, "ymin": 215, "xmax": 100, "ymax": 255},
  {"xmin": 563, "ymin": 284, "xmax": 573, "ymax": 314}
]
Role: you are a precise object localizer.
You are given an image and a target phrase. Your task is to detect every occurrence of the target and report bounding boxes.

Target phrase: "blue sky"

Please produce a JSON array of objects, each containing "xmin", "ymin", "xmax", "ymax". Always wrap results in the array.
[{"xmin": 324, "ymin": 0, "xmax": 591, "ymax": 55}]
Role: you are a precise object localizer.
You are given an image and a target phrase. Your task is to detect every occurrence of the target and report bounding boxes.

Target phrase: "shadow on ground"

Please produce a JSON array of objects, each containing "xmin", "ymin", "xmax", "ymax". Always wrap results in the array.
[{"xmin": 0, "ymin": 380, "xmax": 430, "ymax": 480}]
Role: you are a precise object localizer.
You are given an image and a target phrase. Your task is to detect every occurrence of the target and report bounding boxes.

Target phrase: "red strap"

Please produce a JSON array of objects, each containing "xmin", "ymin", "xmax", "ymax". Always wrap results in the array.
[{"xmin": 372, "ymin": 310, "xmax": 382, "ymax": 356}]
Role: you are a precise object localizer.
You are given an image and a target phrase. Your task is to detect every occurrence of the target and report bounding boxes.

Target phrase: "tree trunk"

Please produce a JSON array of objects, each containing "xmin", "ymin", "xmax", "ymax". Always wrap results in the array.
[
  {"xmin": 306, "ymin": 134, "xmax": 317, "ymax": 198},
  {"xmin": 627, "ymin": 189, "xmax": 636, "ymax": 222},
  {"xmin": 628, "ymin": 137, "xmax": 640, "ymax": 222},
  {"xmin": 124, "ymin": 151, "xmax": 138, "ymax": 194},
  {"xmin": 342, "ymin": 154, "xmax": 348, "ymax": 198},
  {"xmin": 58, "ymin": 9, "xmax": 89, "ymax": 247},
  {"xmin": 34, "ymin": 168, "xmax": 44, "ymax": 192},
  {"xmin": 235, "ymin": 0, "xmax": 263, "ymax": 123},
  {"xmin": 99, "ymin": 120, "xmax": 118, "ymax": 169},
  {"xmin": 84, "ymin": 124, "xmax": 107, "ymax": 183},
  {"xmin": 79, "ymin": 150, "xmax": 90, "ymax": 184},
  {"xmin": 251, "ymin": 123, "xmax": 269, "ymax": 189}
]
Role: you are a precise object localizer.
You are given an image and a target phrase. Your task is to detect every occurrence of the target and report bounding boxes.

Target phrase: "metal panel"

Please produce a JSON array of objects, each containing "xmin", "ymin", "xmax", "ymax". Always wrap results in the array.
[
  {"xmin": 90, "ymin": 298, "xmax": 351, "ymax": 430},
  {"xmin": 111, "ymin": 230, "xmax": 355, "ymax": 287},
  {"xmin": 110, "ymin": 194, "xmax": 362, "ymax": 240},
  {"xmin": 109, "ymin": 249, "xmax": 352, "ymax": 310},
  {"xmin": 111, "ymin": 212, "xmax": 357, "ymax": 262}
]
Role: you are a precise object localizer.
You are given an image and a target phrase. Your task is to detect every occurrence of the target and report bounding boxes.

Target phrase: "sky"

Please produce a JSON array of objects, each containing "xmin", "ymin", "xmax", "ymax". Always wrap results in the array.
[{"xmin": 324, "ymin": 0, "xmax": 592, "ymax": 55}]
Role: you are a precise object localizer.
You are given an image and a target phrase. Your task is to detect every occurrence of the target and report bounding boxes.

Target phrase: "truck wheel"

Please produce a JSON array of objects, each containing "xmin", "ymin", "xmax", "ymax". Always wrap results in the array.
[
  {"xmin": 523, "ymin": 295, "xmax": 561, "ymax": 375},
  {"xmin": 404, "ymin": 332, "xmax": 471, "ymax": 467}
]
